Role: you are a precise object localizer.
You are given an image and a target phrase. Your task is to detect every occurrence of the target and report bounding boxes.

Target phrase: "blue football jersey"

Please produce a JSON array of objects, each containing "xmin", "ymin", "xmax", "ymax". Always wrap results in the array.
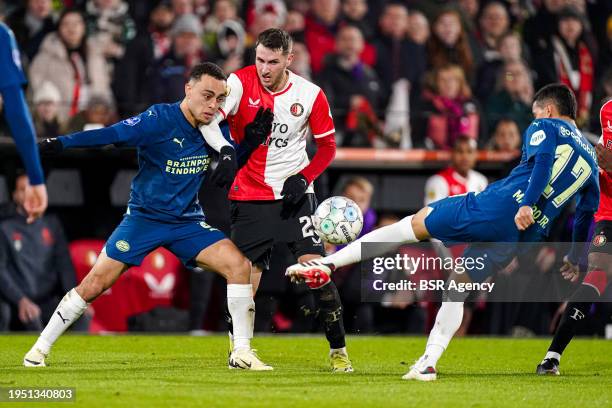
[
  {"xmin": 478, "ymin": 118, "xmax": 599, "ymax": 238},
  {"xmin": 0, "ymin": 22, "xmax": 27, "ymax": 89},
  {"xmin": 61, "ymin": 103, "xmax": 212, "ymax": 222}
]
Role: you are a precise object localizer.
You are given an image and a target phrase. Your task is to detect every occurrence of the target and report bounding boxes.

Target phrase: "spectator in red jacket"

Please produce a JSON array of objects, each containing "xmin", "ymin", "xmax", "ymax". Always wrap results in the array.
[
  {"xmin": 304, "ymin": 0, "xmax": 340, "ymax": 74},
  {"xmin": 305, "ymin": 0, "xmax": 374, "ymax": 74},
  {"xmin": 546, "ymin": 7, "xmax": 595, "ymax": 126}
]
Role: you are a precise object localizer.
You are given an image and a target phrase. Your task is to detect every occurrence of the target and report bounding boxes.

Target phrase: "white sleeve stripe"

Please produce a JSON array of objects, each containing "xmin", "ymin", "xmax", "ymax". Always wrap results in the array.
[
  {"xmin": 313, "ymin": 129, "xmax": 335, "ymax": 138},
  {"xmin": 225, "ymin": 73, "xmax": 244, "ymax": 116},
  {"xmin": 199, "ymin": 122, "xmax": 231, "ymax": 152}
]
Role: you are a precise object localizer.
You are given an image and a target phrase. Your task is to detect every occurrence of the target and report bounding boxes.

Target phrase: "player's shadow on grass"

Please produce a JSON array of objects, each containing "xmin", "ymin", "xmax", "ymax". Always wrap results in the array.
[{"xmin": 440, "ymin": 372, "xmax": 597, "ymax": 378}]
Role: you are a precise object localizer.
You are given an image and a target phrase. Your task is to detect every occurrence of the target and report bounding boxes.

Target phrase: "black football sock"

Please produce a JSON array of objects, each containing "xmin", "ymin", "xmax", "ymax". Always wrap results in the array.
[
  {"xmin": 312, "ymin": 281, "xmax": 346, "ymax": 350},
  {"xmin": 548, "ymin": 284, "xmax": 600, "ymax": 356}
]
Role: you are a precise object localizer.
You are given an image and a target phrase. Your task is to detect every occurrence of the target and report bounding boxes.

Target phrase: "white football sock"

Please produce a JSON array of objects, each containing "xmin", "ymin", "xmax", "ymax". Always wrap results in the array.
[
  {"xmin": 421, "ymin": 302, "xmax": 464, "ymax": 368},
  {"xmin": 544, "ymin": 351, "xmax": 561, "ymax": 363},
  {"xmin": 227, "ymin": 284, "xmax": 254, "ymax": 351},
  {"xmin": 330, "ymin": 347, "xmax": 347, "ymax": 355},
  {"xmin": 34, "ymin": 288, "xmax": 88, "ymax": 354},
  {"xmin": 322, "ymin": 215, "xmax": 419, "ymax": 268}
]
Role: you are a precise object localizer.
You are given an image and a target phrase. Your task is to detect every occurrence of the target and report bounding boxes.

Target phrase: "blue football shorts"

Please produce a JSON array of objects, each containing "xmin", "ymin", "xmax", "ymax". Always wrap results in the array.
[
  {"xmin": 104, "ymin": 215, "xmax": 226, "ymax": 267},
  {"xmin": 424, "ymin": 192, "xmax": 544, "ymax": 282}
]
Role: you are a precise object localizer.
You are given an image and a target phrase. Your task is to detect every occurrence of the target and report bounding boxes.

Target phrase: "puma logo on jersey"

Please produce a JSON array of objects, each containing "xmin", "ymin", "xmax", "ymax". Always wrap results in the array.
[
  {"xmin": 607, "ymin": 120, "xmax": 612, "ymax": 132},
  {"xmin": 530, "ymin": 130, "xmax": 546, "ymax": 146},
  {"xmin": 173, "ymin": 138, "xmax": 185, "ymax": 148},
  {"xmin": 248, "ymin": 97, "xmax": 261, "ymax": 107}
]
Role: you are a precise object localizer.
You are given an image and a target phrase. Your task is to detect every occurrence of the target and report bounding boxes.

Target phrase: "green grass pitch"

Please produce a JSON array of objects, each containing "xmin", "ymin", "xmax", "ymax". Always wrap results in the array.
[{"xmin": 1, "ymin": 335, "xmax": 611, "ymax": 407}]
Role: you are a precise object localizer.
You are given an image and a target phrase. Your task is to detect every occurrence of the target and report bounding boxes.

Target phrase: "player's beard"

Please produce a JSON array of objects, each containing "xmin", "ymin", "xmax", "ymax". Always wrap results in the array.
[
  {"xmin": 276, "ymin": 70, "xmax": 290, "ymax": 90},
  {"xmin": 264, "ymin": 69, "xmax": 288, "ymax": 91}
]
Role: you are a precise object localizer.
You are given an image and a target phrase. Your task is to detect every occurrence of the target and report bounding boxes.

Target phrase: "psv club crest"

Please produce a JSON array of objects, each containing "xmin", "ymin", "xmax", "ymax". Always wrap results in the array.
[{"xmin": 290, "ymin": 103, "xmax": 304, "ymax": 117}]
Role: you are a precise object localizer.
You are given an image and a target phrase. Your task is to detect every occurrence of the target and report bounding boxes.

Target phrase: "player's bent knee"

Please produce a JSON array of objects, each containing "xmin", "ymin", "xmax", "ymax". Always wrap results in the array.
[
  {"xmin": 412, "ymin": 207, "xmax": 431, "ymax": 240},
  {"xmin": 76, "ymin": 275, "xmax": 106, "ymax": 302},
  {"xmin": 442, "ymin": 272, "xmax": 472, "ymax": 302},
  {"xmin": 223, "ymin": 255, "xmax": 252, "ymax": 284},
  {"xmin": 76, "ymin": 256, "xmax": 127, "ymax": 301}
]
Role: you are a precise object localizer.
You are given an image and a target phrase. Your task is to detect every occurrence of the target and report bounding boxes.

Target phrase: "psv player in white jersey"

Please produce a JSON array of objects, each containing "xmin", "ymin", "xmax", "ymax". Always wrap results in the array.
[{"xmin": 203, "ymin": 29, "xmax": 352, "ymax": 372}]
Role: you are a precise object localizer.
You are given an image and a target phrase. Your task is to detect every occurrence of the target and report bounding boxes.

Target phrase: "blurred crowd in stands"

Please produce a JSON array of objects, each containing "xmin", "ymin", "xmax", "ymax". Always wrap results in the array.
[
  {"xmin": 1, "ymin": 0, "xmax": 611, "ymax": 337},
  {"xmin": 0, "ymin": 0, "xmax": 610, "ymax": 148}
]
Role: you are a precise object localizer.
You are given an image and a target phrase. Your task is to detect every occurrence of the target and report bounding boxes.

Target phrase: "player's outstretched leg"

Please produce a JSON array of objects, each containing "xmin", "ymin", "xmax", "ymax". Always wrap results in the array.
[
  {"xmin": 286, "ymin": 210, "xmax": 430, "ymax": 375},
  {"xmin": 298, "ymin": 254, "xmax": 351, "ymax": 372},
  {"xmin": 195, "ymin": 239, "xmax": 272, "ymax": 371},
  {"xmin": 286, "ymin": 214, "xmax": 423, "ymax": 285},
  {"xmin": 537, "ymin": 252, "xmax": 610, "ymax": 375},
  {"xmin": 24, "ymin": 253, "xmax": 129, "ymax": 367}
]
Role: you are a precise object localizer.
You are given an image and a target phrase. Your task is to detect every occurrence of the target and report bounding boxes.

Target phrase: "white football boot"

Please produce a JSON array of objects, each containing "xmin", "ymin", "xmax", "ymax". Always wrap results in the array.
[
  {"xmin": 23, "ymin": 347, "xmax": 48, "ymax": 367},
  {"xmin": 228, "ymin": 348, "xmax": 273, "ymax": 371},
  {"xmin": 402, "ymin": 355, "xmax": 437, "ymax": 381}
]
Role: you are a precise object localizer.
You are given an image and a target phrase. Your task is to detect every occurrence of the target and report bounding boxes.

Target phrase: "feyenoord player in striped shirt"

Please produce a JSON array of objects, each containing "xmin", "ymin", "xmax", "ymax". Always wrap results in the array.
[{"xmin": 202, "ymin": 29, "xmax": 352, "ymax": 372}]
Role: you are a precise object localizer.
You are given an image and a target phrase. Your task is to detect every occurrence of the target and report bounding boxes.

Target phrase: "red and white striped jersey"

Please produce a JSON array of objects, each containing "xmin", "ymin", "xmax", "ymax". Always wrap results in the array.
[
  {"xmin": 220, "ymin": 66, "xmax": 335, "ymax": 201},
  {"xmin": 424, "ymin": 167, "xmax": 488, "ymax": 206},
  {"xmin": 596, "ymin": 99, "xmax": 612, "ymax": 222}
]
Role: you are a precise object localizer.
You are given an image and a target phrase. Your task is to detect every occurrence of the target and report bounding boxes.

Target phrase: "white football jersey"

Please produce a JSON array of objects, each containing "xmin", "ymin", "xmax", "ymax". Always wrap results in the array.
[
  {"xmin": 220, "ymin": 66, "xmax": 335, "ymax": 200},
  {"xmin": 424, "ymin": 167, "xmax": 488, "ymax": 206}
]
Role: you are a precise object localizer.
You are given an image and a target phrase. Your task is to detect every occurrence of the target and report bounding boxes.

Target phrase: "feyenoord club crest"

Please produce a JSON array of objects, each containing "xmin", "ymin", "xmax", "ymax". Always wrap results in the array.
[
  {"xmin": 593, "ymin": 234, "xmax": 607, "ymax": 247},
  {"xmin": 290, "ymin": 102, "xmax": 304, "ymax": 117}
]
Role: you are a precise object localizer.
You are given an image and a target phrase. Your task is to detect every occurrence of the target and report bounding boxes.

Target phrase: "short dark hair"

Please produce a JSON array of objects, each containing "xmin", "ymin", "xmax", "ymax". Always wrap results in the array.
[
  {"xmin": 453, "ymin": 135, "xmax": 477, "ymax": 150},
  {"xmin": 189, "ymin": 62, "xmax": 227, "ymax": 82},
  {"xmin": 533, "ymin": 83, "xmax": 577, "ymax": 120},
  {"xmin": 10, "ymin": 169, "xmax": 27, "ymax": 192},
  {"xmin": 255, "ymin": 28, "xmax": 293, "ymax": 55},
  {"xmin": 494, "ymin": 117, "xmax": 519, "ymax": 129}
]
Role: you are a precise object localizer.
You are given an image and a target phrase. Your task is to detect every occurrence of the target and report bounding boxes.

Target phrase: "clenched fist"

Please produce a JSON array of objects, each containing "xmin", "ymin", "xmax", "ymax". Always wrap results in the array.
[{"xmin": 514, "ymin": 205, "xmax": 534, "ymax": 231}]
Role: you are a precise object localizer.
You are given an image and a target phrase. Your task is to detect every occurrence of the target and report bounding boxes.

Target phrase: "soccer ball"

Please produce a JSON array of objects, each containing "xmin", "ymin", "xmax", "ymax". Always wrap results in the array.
[{"xmin": 313, "ymin": 196, "xmax": 363, "ymax": 244}]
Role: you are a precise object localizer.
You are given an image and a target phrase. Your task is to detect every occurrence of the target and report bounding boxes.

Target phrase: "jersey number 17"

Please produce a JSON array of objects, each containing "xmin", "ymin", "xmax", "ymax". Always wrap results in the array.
[{"xmin": 542, "ymin": 145, "xmax": 592, "ymax": 208}]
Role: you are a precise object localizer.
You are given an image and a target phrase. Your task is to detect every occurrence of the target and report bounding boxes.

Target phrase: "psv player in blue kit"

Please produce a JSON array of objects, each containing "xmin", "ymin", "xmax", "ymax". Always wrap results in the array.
[
  {"xmin": 287, "ymin": 84, "xmax": 600, "ymax": 381},
  {"xmin": 0, "ymin": 22, "xmax": 47, "ymax": 223},
  {"xmin": 23, "ymin": 63, "xmax": 274, "ymax": 370}
]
